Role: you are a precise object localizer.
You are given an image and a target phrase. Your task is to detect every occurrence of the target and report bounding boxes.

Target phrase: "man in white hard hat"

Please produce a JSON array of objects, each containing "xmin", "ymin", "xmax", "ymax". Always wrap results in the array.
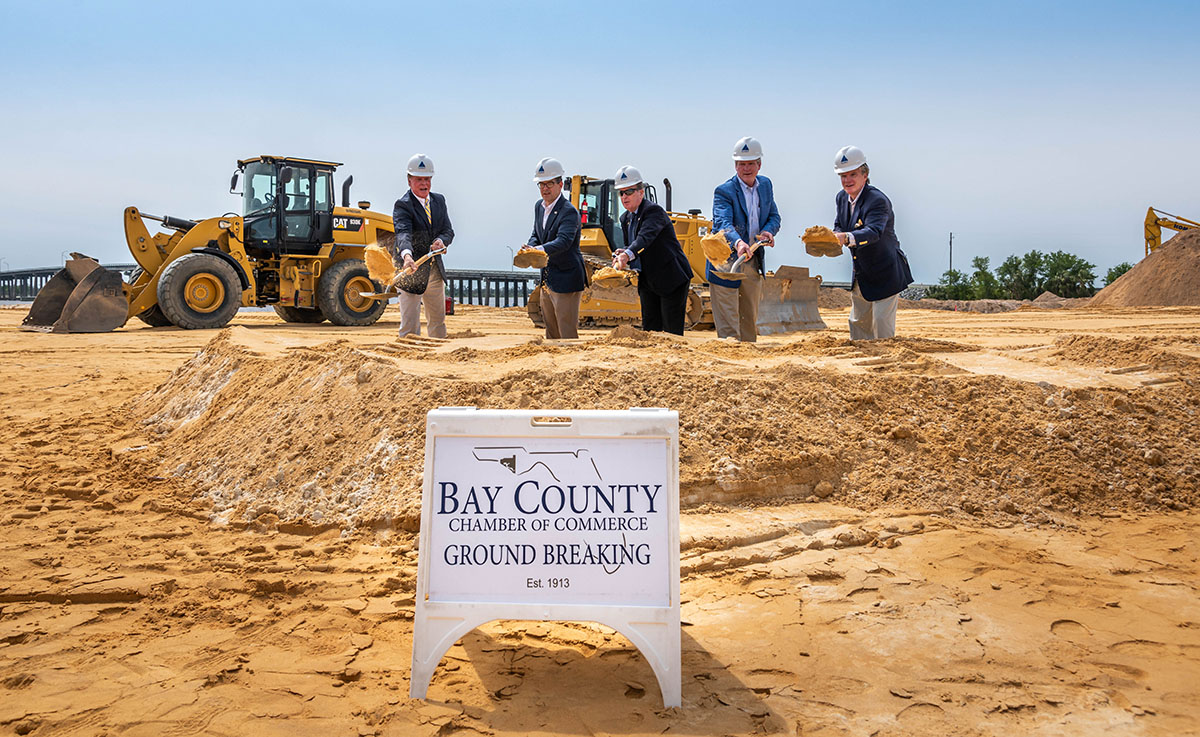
[
  {"xmin": 611, "ymin": 165, "xmax": 694, "ymax": 335},
  {"xmin": 831, "ymin": 146, "xmax": 912, "ymax": 340},
  {"xmin": 525, "ymin": 157, "xmax": 585, "ymax": 339},
  {"xmin": 393, "ymin": 153, "xmax": 454, "ymax": 338},
  {"xmin": 710, "ymin": 136, "xmax": 781, "ymax": 342}
]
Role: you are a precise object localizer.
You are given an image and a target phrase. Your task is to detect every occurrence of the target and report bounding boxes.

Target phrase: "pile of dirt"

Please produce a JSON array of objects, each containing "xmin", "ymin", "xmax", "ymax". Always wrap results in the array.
[
  {"xmin": 363, "ymin": 244, "xmax": 395, "ymax": 285},
  {"xmin": 1091, "ymin": 230, "xmax": 1200, "ymax": 307},
  {"xmin": 124, "ymin": 329, "xmax": 1200, "ymax": 533},
  {"xmin": 818, "ymin": 287, "xmax": 853, "ymax": 309}
]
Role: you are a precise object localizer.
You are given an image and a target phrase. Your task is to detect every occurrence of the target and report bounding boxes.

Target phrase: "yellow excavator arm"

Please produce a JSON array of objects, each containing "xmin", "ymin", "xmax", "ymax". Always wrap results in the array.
[{"xmin": 1145, "ymin": 207, "xmax": 1199, "ymax": 256}]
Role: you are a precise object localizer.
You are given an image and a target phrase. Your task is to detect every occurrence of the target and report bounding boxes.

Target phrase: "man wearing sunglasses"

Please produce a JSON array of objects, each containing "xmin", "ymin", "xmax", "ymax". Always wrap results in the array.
[
  {"xmin": 525, "ymin": 157, "xmax": 585, "ymax": 339},
  {"xmin": 611, "ymin": 165, "xmax": 693, "ymax": 335},
  {"xmin": 710, "ymin": 136, "xmax": 781, "ymax": 343}
]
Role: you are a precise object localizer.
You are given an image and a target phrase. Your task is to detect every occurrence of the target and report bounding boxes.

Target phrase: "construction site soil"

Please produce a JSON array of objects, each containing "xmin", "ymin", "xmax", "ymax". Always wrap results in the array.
[
  {"xmin": 1091, "ymin": 230, "xmax": 1200, "ymax": 307},
  {"xmin": 2, "ymin": 300, "xmax": 1199, "ymax": 736}
]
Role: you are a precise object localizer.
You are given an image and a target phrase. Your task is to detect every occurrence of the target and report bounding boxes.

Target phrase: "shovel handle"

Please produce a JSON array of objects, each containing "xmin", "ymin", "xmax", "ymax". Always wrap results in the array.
[{"xmin": 398, "ymin": 246, "xmax": 447, "ymax": 277}]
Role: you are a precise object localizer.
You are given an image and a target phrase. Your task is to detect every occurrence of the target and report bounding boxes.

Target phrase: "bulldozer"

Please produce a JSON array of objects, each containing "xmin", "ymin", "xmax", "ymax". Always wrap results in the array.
[
  {"xmin": 525, "ymin": 175, "xmax": 825, "ymax": 334},
  {"xmin": 22, "ymin": 155, "xmax": 394, "ymax": 332},
  {"xmin": 1145, "ymin": 207, "xmax": 1199, "ymax": 256}
]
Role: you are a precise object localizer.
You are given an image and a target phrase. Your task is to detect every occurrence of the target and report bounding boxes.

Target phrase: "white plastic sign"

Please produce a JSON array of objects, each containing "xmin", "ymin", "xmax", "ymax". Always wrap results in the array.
[{"xmin": 410, "ymin": 407, "xmax": 681, "ymax": 707}]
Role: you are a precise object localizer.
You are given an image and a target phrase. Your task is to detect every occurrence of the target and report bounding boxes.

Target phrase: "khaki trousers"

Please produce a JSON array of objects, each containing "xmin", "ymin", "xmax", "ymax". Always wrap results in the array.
[
  {"xmin": 709, "ymin": 265, "xmax": 763, "ymax": 342},
  {"xmin": 541, "ymin": 288, "xmax": 581, "ymax": 339},
  {"xmin": 849, "ymin": 283, "xmax": 899, "ymax": 340},
  {"xmin": 398, "ymin": 269, "xmax": 447, "ymax": 338}
]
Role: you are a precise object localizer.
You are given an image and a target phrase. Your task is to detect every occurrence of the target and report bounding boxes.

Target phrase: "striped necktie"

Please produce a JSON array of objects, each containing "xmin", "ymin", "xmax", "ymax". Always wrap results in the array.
[{"xmin": 423, "ymin": 198, "xmax": 432, "ymax": 223}]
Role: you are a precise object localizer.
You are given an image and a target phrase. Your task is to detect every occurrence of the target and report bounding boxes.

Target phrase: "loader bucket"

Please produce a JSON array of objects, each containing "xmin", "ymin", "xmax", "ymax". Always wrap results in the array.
[
  {"xmin": 756, "ymin": 265, "xmax": 826, "ymax": 335},
  {"xmin": 21, "ymin": 254, "xmax": 129, "ymax": 333}
]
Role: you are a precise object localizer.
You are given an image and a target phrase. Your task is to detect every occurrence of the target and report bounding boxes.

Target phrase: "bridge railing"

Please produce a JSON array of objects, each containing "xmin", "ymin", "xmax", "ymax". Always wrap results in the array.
[{"xmin": 0, "ymin": 263, "xmax": 540, "ymax": 307}]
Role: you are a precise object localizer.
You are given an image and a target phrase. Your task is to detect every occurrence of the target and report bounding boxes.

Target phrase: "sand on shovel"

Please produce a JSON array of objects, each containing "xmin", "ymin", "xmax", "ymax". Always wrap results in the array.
[
  {"xmin": 802, "ymin": 225, "xmax": 843, "ymax": 257},
  {"xmin": 513, "ymin": 247, "xmax": 549, "ymax": 269},
  {"xmin": 701, "ymin": 230, "xmax": 733, "ymax": 265},
  {"xmin": 364, "ymin": 244, "xmax": 396, "ymax": 285}
]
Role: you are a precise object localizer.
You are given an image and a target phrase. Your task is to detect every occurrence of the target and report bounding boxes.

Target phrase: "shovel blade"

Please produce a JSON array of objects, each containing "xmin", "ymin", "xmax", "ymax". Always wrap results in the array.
[{"xmin": 21, "ymin": 255, "xmax": 129, "ymax": 333}]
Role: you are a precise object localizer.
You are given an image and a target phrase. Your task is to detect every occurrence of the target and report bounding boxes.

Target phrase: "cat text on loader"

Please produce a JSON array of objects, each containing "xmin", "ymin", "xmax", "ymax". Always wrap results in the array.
[
  {"xmin": 524, "ymin": 175, "xmax": 825, "ymax": 334},
  {"xmin": 22, "ymin": 155, "xmax": 395, "ymax": 332}
]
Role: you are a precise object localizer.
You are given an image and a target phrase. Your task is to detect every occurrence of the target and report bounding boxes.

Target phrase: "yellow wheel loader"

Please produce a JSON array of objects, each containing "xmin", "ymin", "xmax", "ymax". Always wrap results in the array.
[
  {"xmin": 525, "ymin": 175, "xmax": 825, "ymax": 334},
  {"xmin": 22, "ymin": 156, "xmax": 395, "ymax": 332}
]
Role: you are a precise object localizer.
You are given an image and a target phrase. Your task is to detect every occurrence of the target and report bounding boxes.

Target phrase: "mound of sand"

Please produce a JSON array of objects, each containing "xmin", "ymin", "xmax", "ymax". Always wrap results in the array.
[
  {"xmin": 125, "ymin": 329, "xmax": 1199, "ymax": 533},
  {"xmin": 818, "ymin": 287, "xmax": 853, "ymax": 309},
  {"xmin": 801, "ymin": 225, "xmax": 843, "ymax": 257},
  {"xmin": 1092, "ymin": 230, "xmax": 1200, "ymax": 307}
]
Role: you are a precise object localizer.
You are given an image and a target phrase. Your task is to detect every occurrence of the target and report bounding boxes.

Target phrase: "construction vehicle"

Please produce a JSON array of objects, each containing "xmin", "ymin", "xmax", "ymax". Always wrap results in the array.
[
  {"xmin": 1145, "ymin": 207, "xmax": 1199, "ymax": 256},
  {"xmin": 526, "ymin": 175, "xmax": 825, "ymax": 334},
  {"xmin": 23, "ymin": 155, "xmax": 393, "ymax": 332}
]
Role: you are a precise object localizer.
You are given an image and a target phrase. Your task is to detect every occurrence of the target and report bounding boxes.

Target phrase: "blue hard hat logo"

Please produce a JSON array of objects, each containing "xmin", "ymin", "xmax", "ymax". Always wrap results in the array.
[
  {"xmin": 620, "ymin": 172, "xmax": 627, "ymax": 179},
  {"xmin": 419, "ymin": 161, "xmax": 426, "ymax": 168},
  {"xmin": 742, "ymin": 144, "xmax": 750, "ymax": 151},
  {"xmin": 538, "ymin": 165, "xmax": 544, "ymax": 172},
  {"xmin": 841, "ymin": 155, "xmax": 848, "ymax": 163}
]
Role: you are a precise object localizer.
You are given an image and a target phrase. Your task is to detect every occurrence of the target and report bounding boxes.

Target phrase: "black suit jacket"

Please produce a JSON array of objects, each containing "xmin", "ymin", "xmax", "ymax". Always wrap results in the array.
[
  {"xmin": 393, "ymin": 191, "xmax": 455, "ymax": 281},
  {"xmin": 834, "ymin": 184, "xmax": 912, "ymax": 301},
  {"xmin": 620, "ymin": 199, "xmax": 692, "ymax": 296},
  {"xmin": 527, "ymin": 196, "xmax": 586, "ymax": 293}
]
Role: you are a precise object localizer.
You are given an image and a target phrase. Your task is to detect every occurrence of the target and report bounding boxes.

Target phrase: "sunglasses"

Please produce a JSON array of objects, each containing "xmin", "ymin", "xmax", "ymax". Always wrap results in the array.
[{"xmin": 617, "ymin": 188, "xmax": 642, "ymax": 197}]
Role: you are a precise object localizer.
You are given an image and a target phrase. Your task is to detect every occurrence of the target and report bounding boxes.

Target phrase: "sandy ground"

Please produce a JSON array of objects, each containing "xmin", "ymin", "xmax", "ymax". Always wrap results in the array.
[{"xmin": 1, "ymin": 302, "xmax": 1198, "ymax": 736}]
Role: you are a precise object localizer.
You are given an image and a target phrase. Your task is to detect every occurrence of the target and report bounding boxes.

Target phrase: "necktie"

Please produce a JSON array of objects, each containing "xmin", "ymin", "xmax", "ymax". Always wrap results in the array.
[{"xmin": 423, "ymin": 198, "xmax": 432, "ymax": 223}]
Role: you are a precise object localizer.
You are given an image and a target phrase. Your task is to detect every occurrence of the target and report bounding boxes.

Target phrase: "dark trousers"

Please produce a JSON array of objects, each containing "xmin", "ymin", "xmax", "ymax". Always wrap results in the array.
[{"xmin": 638, "ymin": 280, "xmax": 689, "ymax": 335}]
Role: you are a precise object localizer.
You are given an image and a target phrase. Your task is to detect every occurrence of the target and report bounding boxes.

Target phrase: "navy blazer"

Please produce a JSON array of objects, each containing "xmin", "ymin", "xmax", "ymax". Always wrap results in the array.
[
  {"xmin": 620, "ymin": 199, "xmax": 692, "ymax": 296},
  {"xmin": 710, "ymin": 174, "xmax": 781, "ymax": 285},
  {"xmin": 527, "ymin": 196, "xmax": 586, "ymax": 294},
  {"xmin": 834, "ymin": 184, "xmax": 912, "ymax": 301},
  {"xmin": 393, "ymin": 191, "xmax": 455, "ymax": 281}
]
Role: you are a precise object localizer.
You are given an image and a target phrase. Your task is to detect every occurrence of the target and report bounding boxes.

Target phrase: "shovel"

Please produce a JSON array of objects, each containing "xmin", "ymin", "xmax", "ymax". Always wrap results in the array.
[
  {"xmin": 710, "ymin": 237, "xmax": 765, "ymax": 282},
  {"xmin": 359, "ymin": 246, "xmax": 446, "ymax": 301}
]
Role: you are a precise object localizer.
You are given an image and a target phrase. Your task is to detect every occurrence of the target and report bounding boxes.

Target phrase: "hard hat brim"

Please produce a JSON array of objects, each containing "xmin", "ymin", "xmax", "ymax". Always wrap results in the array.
[
  {"xmin": 833, "ymin": 163, "xmax": 865, "ymax": 174},
  {"xmin": 407, "ymin": 172, "xmax": 434, "ymax": 178},
  {"xmin": 533, "ymin": 174, "xmax": 562, "ymax": 183},
  {"xmin": 732, "ymin": 155, "xmax": 762, "ymax": 162}
]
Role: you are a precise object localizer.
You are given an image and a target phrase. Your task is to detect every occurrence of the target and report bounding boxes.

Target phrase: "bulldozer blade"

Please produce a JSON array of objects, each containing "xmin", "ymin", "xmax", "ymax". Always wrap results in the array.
[
  {"xmin": 756, "ymin": 266, "xmax": 826, "ymax": 335},
  {"xmin": 21, "ymin": 254, "xmax": 129, "ymax": 333}
]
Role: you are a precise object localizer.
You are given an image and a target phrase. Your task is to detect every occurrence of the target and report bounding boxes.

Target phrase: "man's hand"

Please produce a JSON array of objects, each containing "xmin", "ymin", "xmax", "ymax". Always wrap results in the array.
[
  {"xmin": 835, "ymin": 232, "xmax": 851, "ymax": 246},
  {"xmin": 432, "ymin": 238, "xmax": 446, "ymax": 251},
  {"xmin": 402, "ymin": 253, "xmax": 416, "ymax": 272},
  {"xmin": 757, "ymin": 232, "xmax": 775, "ymax": 247},
  {"xmin": 735, "ymin": 240, "xmax": 751, "ymax": 258},
  {"xmin": 613, "ymin": 250, "xmax": 631, "ymax": 270}
]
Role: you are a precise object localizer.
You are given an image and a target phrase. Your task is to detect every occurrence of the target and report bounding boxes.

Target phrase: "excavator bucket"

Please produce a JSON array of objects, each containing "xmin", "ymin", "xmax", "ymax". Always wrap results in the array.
[
  {"xmin": 21, "ymin": 254, "xmax": 129, "ymax": 333},
  {"xmin": 756, "ymin": 265, "xmax": 826, "ymax": 335}
]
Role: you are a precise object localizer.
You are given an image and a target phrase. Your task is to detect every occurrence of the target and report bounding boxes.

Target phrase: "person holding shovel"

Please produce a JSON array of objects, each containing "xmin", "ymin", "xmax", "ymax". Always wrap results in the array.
[
  {"xmin": 393, "ymin": 153, "xmax": 454, "ymax": 339},
  {"xmin": 524, "ymin": 157, "xmax": 585, "ymax": 339},
  {"xmin": 710, "ymin": 136, "xmax": 781, "ymax": 343},
  {"xmin": 831, "ymin": 145, "xmax": 912, "ymax": 340},
  {"xmin": 611, "ymin": 165, "xmax": 693, "ymax": 335}
]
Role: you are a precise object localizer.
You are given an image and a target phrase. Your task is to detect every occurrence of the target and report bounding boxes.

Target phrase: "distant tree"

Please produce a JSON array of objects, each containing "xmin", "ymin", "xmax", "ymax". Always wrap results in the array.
[
  {"xmin": 925, "ymin": 268, "xmax": 974, "ymax": 300},
  {"xmin": 969, "ymin": 256, "xmax": 1003, "ymax": 299},
  {"xmin": 1105, "ymin": 262, "xmax": 1134, "ymax": 286},
  {"xmin": 1043, "ymin": 250, "xmax": 1097, "ymax": 298},
  {"xmin": 996, "ymin": 251, "xmax": 1045, "ymax": 300}
]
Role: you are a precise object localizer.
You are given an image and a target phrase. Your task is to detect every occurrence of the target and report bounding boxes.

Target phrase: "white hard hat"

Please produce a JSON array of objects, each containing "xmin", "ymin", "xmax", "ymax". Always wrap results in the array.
[
  {"xmin": 732, "ymin": 136, "xmax": 763, "ymax": 161},
  {"xmin": 834, "ymin": 145, "xmax": 867, "ymax": 174},
  {"xmin": 613, "ymin": 165, "xmax": 644, "ymax": 190},
  {"xmin": 406, "ymin": 153, "xmax": 435, "ymax": 177},
  {"xmin": 533, "ymin": 157, "xmax": 564, "ymax": 183}
]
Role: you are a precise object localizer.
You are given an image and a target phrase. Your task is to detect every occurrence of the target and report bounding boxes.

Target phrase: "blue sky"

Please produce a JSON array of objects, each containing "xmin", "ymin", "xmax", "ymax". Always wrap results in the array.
[{"xmin": 2, "ymin": 0, "xmax": 1197, "ymax": 283}]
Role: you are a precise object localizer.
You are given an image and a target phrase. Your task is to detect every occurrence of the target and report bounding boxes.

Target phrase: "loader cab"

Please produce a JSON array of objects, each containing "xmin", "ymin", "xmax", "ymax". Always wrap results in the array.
[
  {"xmin": 571, "ymin": 176, "xmax": 659, "ymax": 255},
  {"xmin": 237, "ymin": 156, "xmax": 338, "ymax": 255}
]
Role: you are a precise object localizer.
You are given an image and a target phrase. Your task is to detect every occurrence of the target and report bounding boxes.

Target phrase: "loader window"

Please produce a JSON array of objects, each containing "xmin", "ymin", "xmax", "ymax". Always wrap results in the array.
[
  {"xmin": 282, "ymin": 167, "xmax": 314, "ymax": 241},
  {"xmin": 243, "ymin": 162, "xmax": 278, "ymax": 242}
]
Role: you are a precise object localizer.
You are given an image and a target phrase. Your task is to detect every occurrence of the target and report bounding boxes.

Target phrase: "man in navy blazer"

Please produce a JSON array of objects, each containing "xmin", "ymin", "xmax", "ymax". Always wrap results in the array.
[
  {"xmin": 831, "ymin": 146, "xmax": 912, "ymax": 340},
  {"xmin": 611, "ymin": 165, "xmax": 693, "ymax": 335},
  {"xmin": 526, "ymin": 157, "xmax": 586, "ymax": 339},
  {"xmin": 710, "ymin": 137, "xmax": 781, "ymax": 342},
  {"xmin": 394, "ymin": 153, "xmax": 455, "ymax": 338}
]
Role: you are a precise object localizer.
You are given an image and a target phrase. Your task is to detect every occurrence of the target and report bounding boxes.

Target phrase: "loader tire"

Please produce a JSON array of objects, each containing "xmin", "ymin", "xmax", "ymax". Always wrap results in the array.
[
  {"xmin": 128, "ymin": 268, "xmax": 173, "ymax": 327},
  {"xmin": 317, "ymin": 258, "xmax": 386, "ymax": 326},
  {"xmin": 156, "ymin": 253, "xmax": 242, "ymax": 330},
  {"xmin": 272, "ymin": 305, "xmax": 326, "ymax": 324},
  {"xmin": 135, "ymin": 304, "xmax": 173, "ymax": 327}
]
